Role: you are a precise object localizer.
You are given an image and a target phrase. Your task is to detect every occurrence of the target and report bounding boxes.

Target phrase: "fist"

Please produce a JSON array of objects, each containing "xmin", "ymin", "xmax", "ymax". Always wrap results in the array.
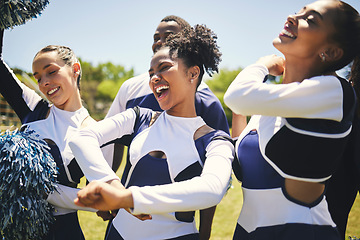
[{"xmin": 256, "ymin": 55, "xmax": 284, "ymax": 76}]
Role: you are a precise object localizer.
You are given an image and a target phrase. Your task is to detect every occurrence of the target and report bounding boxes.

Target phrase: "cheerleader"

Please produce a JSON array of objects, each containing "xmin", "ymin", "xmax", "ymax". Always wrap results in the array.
[
  {"xmin": 70, "ymin": 25, "xmax": 234, "ymax": 240},
  {"xmin": 224, "ymin": 1, "xmax": 359, "ymax": 239},
  {"xmin": 0, "ymin": 31, "xmax": 99, "ymax": 239}
]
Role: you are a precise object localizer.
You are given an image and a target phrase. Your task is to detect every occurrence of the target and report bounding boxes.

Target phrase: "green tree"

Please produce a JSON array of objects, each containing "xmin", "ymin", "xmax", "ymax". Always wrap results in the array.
[
  {"xmin": 79, "ymin": 59, "xmax": 134, "ymax": 120},
  {"xmin": 96, "ymin": 62, "xmax": 134, "ymax": 100},
  {"xmin": 206, "ymin": 67, "xmax": 242, "ymax": 127}
]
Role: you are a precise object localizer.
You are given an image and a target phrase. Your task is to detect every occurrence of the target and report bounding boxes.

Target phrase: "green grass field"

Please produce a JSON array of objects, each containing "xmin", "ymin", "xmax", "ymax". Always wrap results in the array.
[{"xmin": 78, "ymin": 176, "xmax": 360, "ymax": 240}]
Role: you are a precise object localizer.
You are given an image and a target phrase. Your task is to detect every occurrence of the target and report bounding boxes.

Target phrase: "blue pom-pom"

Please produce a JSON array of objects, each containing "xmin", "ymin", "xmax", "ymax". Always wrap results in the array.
[
  {"xmin": 0, "ymin": 127, "xmax": 58, "ymax": 239},
  {"xmin": 0, "ymin": 0, "xmax": 50, "ymax": 29}
]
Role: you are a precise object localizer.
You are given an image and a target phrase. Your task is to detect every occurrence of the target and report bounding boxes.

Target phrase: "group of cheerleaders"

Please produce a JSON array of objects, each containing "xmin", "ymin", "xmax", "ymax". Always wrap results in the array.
[{"xmin": 0, "ymin": 0, "xmax": 359, "ymax": 239}]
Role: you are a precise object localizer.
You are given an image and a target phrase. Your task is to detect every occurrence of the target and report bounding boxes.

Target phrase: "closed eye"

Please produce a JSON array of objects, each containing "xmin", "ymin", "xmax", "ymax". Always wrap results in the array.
[{"xmin": 160, "ymin": 65, "xmax": 170, "ymax": 72}]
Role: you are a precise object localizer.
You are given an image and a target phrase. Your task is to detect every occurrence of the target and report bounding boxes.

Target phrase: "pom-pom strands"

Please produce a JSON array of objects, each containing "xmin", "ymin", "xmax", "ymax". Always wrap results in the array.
[
  {"xmin": 0, "ymin": 0, "xmax": 49, "ymax": 29},
  {"xmin": 0, "ymin": 128, "xmax": 58, "ymax": 240}
]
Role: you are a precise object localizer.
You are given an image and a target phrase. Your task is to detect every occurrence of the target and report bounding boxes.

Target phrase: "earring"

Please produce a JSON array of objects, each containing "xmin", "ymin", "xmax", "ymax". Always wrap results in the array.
[
  {"xmin": 321, "ymin": 52, "xmax": 326, "ymax": 62},
  {"xmin": 190, "ymin": 79, "xmax": 194, "ymax": 83}
]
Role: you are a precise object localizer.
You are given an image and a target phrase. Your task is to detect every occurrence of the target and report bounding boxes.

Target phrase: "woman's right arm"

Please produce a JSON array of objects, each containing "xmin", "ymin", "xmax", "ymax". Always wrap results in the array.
[
  {"xmin": 69, "ymin": 108, "xmax": 138, "ymax": 183},
  {"xmin": 0, "ymin": 30, "xmax": 43, "ymax": 122}
]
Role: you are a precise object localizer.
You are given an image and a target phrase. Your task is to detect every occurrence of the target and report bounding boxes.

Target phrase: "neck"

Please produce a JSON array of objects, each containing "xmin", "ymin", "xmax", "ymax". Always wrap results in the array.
[
  {"xmin": 55, "ymin": 91, "xmax": 82, "ymax": 112},
  {"xmin": 282, "ymin": 55, "xmax": 335, "ymax": 84},
  {"xmin": 166, "ymin": 103, "xmax": 197, "ymax": 118}
]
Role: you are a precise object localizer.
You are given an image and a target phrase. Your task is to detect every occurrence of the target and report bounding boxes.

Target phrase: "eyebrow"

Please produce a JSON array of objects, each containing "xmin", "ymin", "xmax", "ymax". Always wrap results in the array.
[
  {"xmin": 148, "ymin": 62, "xmax": 167, "ymax": 73},
  {"xmin": 303, "ymin": 6, "xmax": 323, "ymax": 19},
  {"xmin": 33, "ymin": 64, "xmax": 51, "ymax": 76}
]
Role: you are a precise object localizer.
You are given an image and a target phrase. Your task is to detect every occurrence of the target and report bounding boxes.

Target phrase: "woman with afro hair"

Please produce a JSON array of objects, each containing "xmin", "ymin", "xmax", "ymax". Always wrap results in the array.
[{"xmin": 70, "ymin": 25, "xmax": 234, "ymax": 240}]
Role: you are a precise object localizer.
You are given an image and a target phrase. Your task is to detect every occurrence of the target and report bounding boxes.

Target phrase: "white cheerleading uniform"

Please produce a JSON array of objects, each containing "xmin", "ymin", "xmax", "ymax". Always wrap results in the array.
[
  {"xmin": 224, "ymin": 64, "xmax": 355, "ymax": 239},
  {"xmin": 0, "ymin": 59, "xmax": 95, "ymax": 240},
  {"xmin": 102, "ymin": 72, "xmax": 230, "ymax": 169},
  {"xmin": 70, "ymin": 107, "xmax": 234, "ymax": 240}
]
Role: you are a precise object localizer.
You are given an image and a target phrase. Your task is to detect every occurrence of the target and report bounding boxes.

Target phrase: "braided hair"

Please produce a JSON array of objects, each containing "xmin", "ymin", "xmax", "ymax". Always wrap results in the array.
[{"xmin": 34, "ymin": 45, "xmax": 82, "ymax": 88}]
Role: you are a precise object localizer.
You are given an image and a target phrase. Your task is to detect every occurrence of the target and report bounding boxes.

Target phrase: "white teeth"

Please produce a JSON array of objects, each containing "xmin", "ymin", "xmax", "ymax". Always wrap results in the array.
[
  {"xmin": 48, "ymin": 87, "xmax": 59, "ymax": 95},
  {"xmin": 155, "ymin": 85, "xmax": 169, "ymax": 93},
  {"xmin": 281, "ymin": 29, "xmax": 296, "ymax": 38}
]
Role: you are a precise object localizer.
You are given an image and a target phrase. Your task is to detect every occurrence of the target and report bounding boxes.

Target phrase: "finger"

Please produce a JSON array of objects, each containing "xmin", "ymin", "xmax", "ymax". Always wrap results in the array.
[{"xmin": 74, "ymin": 197, "xmax": 86, "ymax": 207}]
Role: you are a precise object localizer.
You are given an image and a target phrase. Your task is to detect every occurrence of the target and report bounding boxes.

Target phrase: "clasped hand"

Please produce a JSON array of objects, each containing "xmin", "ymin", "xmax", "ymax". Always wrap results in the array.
[{"xmin": 74, "ymin": 180, "xmax": 152, "ymax": 221}]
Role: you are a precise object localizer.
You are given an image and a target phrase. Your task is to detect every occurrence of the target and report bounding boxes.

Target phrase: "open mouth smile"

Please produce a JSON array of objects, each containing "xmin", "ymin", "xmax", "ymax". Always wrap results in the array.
[
  {"xmin": 154, "ymin": 85, "xmax": 169, "ymax": 99},
  {"xmin": 48, "ymin": 87, "xmax": 60, "ymax": 95},
  {"xmin": 280, "ymin": 29, "xmax": 297, "ymax": 39}
]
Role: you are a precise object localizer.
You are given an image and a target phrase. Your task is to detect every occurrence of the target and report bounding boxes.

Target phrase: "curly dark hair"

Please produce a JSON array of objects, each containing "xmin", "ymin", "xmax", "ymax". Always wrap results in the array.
[
  {"xmin": 164, "ymin": 24, "xmax": 222, "ymax": 87},
  {"xmin": 160, "ymin": 15, "xmax": 191, "ymax": 30}
]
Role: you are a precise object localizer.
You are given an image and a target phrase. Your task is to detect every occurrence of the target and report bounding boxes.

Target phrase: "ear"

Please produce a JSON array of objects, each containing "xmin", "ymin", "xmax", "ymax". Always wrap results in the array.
[
  {"xmin": 188, "ymin": 65, "xmax": 200, "ymax": 83},
  {"xmin": 323, "ymin": 45, "xmax": 344, "ymax": 62},
  {"xmin": 73, "ymin": 62, "xmax": 81, "ymax": 77}
]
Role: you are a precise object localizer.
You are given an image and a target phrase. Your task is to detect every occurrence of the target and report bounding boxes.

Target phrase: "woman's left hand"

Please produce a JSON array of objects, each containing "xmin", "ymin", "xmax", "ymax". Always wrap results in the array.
[
  {"xmin": 256, "ymin": 54, "xmax": 285, "ymax": 76},
  {"xmin": 74, "ymin": 180, "xmax": 133, "ymax": 211}
]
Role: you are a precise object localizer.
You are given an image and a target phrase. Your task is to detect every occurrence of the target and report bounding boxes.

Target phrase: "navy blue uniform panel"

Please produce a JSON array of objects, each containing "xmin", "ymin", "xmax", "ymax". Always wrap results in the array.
[
  {"xmin": 46, "ymin": 141, "xmax": 83, "ymax": 187},
  {"xmin": 105, "ymin": 224, "xmax": 124, "ymax": 240},
  {"xmin": 126, "ymin": 154, "xmax": 172, "ymax": 187},
  {"xmin": 349, "ymin": 113, "xmax": 360, "ymax": 182},
  {"xmin": 338, "ymin": 77, "xmax": 356, "ymax": 121},
  {"xmin": 195, "ymin": 88, "xmax": 230, "ymax": 134},
  {"xmin": 42, "ymin": 212, "xmax": 85, "ymax": 240},
  {"xmin": 194, "ymin": 130, "xmax": 232, "ymax": 164},
  {"xmin": 173, "ymin": 161, "xmax": 202, "ymax": 223},
  {"xmin": 265, "ymin": 125, "xmax": 349, "ymax": 179},
  {"xmin": 102, "ymin": 107, "xmax": 153, "ymax": 148},
  {"xmin": 326, "ymin": 112, "xmax": 360, "ymax": 239},
  {"xmin": 22, "ymin": 99, "xmax": 50, "ymax": 124},
  {"xmin": 238, "ymin": 130, "xmax": 283, "ymax": 189},
  {"xmin": 233, "ymin": 223, "xmax": 340, "ymax": 240},
  {"xmin": 119, "ymin": 107, "xmax": 153, "ymax": 185},
  {"xmin": 126, "ymin": 93, "xmax": 162, "ymax": 111},
  {"xmin": 286, "ymin": 117, "xmax": 352, "ymax": 135},
  {"xmin": 174, "ymin": 130, "xmax": 231, "ymax": 223}
]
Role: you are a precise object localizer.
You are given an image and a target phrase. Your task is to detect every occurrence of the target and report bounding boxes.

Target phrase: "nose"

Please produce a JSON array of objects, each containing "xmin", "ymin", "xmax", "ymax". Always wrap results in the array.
[
  {"xmin": 150, "ymin": 73, "xmax": 161, "ymax": 84},
  {"xmin": 287, "ymin": 14, "xmax": 297, "ymax": 26},
  {"xmin": 39, "ymin": 76, "xmax": 50, "ymax": 87},
  {"xmin": 152, "ymin": 39, "xmax": 163, "ymax": 53}
]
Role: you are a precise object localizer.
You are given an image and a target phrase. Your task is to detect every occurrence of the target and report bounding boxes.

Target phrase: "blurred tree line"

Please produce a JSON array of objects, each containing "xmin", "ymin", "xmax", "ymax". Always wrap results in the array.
[{"xmin": 78, "ymin": 59, "xmax": 134, "ymax": 120}]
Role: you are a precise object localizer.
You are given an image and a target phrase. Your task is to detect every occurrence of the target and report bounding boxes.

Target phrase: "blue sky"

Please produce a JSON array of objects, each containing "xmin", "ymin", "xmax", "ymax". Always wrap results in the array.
[{"xmin": 3, "ymin": 0, "xmax": 360, "ymax": 75}]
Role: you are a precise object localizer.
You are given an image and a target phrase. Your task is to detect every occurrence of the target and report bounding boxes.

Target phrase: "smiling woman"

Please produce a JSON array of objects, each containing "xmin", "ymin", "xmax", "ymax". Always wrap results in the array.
[
  {"xmin": 69, "ymin": 24, "xmax": 234, "ymax": 240},
  {"xmin": 224, "ymin": 0, "xmax": 360, "ymax": 239},
  {"xmin": 0, "ymin": 32, "xmax": 97, "ymax": 239},
  {"xmin": 32, "ymin": 46, "xmax": 82, "ymax": 111}
]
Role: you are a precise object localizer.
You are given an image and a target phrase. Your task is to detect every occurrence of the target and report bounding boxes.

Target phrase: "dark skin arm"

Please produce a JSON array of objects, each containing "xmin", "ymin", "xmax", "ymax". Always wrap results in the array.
[{"xmin": 199, "ymin": 206, "xmax": 217, "ymax": 240}]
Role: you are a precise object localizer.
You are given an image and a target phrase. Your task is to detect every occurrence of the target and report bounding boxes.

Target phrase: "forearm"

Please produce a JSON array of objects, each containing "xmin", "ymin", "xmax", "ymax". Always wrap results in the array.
[
  {"xmin": 224, "ymin": 64, "xmax": 344, "ymax": 120},
  {"xmin": 231, "ymin": 113, "xmax": 247, "ymax": 138},
  {"xmin": 47, "ymin": 184, "xmax": 96, "ymax": 212},
  {"xmin": 70, "ymin": 109, "xmax": 137, "ymax": 182}
]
